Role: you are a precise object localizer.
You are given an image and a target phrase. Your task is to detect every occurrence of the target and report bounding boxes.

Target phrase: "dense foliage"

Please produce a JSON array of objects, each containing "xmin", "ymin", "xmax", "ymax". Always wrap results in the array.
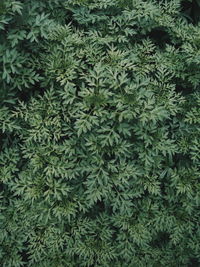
[{"xmin": 0, "ymin": 0, "xmax": 200, "ymax": 266}]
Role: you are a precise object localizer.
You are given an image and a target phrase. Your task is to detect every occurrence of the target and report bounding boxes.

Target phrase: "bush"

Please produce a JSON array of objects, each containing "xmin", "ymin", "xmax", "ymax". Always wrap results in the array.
[{"xmin": 0, "ymin": 0, "xmax": 200, "ymax": 266}]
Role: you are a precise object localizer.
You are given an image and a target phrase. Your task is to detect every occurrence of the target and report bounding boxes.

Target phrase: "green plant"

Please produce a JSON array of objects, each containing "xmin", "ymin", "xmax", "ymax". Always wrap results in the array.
[{"xmin": 0, "ymin": 1, "xmax": 200, "ymax": 266}]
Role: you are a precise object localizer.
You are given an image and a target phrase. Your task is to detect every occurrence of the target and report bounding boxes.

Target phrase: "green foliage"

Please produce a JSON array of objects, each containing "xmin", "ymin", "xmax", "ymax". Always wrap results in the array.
[{"xmin": 0, "ymin": 0, "xmax": 200, "ymax": 266}]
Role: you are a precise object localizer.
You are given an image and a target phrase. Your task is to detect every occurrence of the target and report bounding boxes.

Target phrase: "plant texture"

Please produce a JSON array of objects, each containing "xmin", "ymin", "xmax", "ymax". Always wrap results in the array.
[{"xmin": 0, "ymin": 0, "xmax": 200, "ymax": 266}]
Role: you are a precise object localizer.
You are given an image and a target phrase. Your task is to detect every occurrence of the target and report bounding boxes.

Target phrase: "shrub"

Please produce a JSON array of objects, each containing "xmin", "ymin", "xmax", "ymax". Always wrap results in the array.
[{"xmin": 0, "ymin": 0, "xmax": 200, "ymax": 266}]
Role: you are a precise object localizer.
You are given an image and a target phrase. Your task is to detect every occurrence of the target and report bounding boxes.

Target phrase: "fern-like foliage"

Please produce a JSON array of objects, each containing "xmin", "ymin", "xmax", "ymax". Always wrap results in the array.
[{"xmin": 0, "ymin": 0, "xmax": 200, "ymax": 266}]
